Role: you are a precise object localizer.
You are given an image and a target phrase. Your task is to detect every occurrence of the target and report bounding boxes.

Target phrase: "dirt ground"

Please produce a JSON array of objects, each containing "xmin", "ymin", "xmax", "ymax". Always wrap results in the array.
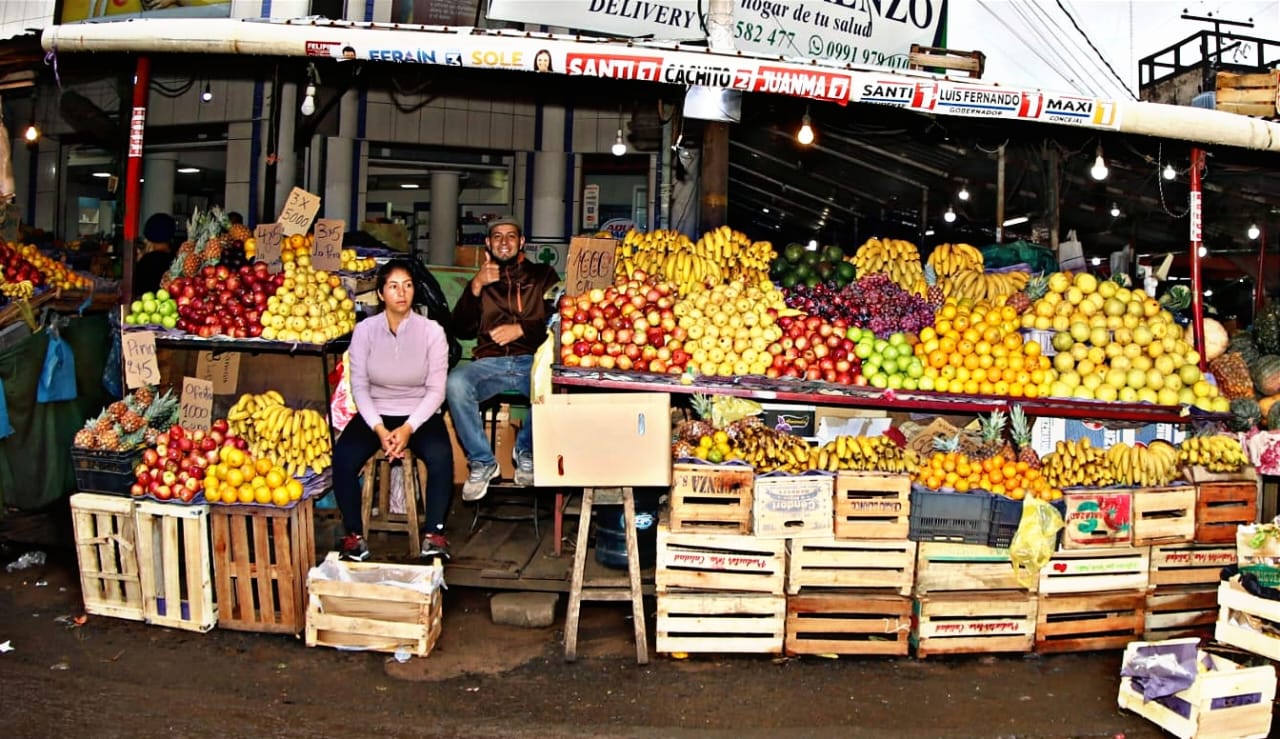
[{"xmin": 0, "ymin": 534, "xmax": 1270, "ymax": 739}]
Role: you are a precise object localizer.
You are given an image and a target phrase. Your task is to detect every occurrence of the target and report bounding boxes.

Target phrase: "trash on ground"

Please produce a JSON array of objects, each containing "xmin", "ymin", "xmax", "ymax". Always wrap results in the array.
[{"xmin": 6, "ymin": 551, "xmax": 46, "ymax": 572}]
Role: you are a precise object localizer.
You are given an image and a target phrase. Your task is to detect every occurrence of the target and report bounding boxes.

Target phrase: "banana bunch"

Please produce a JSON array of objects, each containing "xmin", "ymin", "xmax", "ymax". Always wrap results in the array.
[
  {"xmin": 227, "ymin": 391, "xmax": 333, "ymax": 477},
  {"xmin": 926, "ymin": 243, "xmax": 984, "ymax": 277},
  {"xmin": 616, "ymin": 227, "xmax": 775, "ymax": 296},
  {"xmin": 936, "ymin": 270, "xmax": 1030, "ymax": 303},
  {"xmin": 1179, "ymin": 434, "xmax": 1249, "ymax": 473},
  {"xmin": 810, "ymin": 434, "xmax": 920, "ymax": 473},
  {"xmin": 1106, "ymin": 441, "xmax": 1181, "ymax": 487},
  {"xmin": 0, "ymin": 279, "xmax": 35, "ymax": 299},
  {"xmin": 851, "ymin": 237, "xmax": 923, "ymax": 293},
  {"xmin": 1040, "ymin": 437, "xmax": 1115, "ymax": 488},
  {"xmin": 727, "ymin": 422, "xmax": 813, "ymax": 473}
]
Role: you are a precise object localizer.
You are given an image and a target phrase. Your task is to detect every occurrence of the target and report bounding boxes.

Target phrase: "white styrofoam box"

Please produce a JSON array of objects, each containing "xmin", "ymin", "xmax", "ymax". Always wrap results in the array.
[{"xmin": 1030, "ymin": 419, "xmax": 1183, "ymax": 457}]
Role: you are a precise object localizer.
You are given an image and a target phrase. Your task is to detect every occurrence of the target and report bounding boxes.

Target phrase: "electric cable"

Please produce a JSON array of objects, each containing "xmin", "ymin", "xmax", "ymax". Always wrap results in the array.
[
  {"xmin": 1054, "ymin": 0, "xmax": 1139, "ymax": 99},
  {"xmin": 1015, "ymin": 1, "xmax": 1127, "ymax": 99}
]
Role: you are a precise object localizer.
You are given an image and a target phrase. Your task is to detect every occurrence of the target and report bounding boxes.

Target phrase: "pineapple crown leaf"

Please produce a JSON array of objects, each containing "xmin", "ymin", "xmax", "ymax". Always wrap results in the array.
[
  {"xmin": 980, "ymin": 409, "xmax": 1006, "ymax": 440},
  {"xmin": 931, "ymin": 433, "xmax": 961, "ymax": 453},
  {"xmin": 923, "ymin": 263, "xmax": 937, "ymax": 286},
  {"xmin": 1008, "ymin": 404, "xmax": 1030, "ymax": 441},
  {"xmin": 690, "ymin": 393, "xmax": 712, "ymax": 419}
]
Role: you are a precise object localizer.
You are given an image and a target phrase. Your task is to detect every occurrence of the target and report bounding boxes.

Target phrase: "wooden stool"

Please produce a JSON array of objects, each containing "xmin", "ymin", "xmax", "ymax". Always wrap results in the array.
[
  {"xmin": 360, "ymin": 450, "xmax": 427, "ymax": 557},
  {"xmin": 564, "ymin": 486, "xmax": 648, "ymax": 665}
]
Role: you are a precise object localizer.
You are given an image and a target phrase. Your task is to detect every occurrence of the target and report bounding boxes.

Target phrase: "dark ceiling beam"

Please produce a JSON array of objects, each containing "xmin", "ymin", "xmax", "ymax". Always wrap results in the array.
[
  {"xmin": 766, "ymin": 127, "xmax": 931, "ymax": 189},
  {"xmin": 820, "ymin": 129, "xmax": 953, "ymax": 178},
  {"xmin": 729, "ymin": 162, "xmax": 858, "ymax": 218},
  {"xmin": 731, "ymin": 141, "xmax": 882, "ymax": 206},
  {"xmin": 732, "ymin": 177, "xmax": 849, "ymax": 224}
]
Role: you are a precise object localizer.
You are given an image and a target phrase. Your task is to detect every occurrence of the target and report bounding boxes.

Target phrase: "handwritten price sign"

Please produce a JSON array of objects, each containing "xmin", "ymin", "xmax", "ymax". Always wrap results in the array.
[
  {"xmin": 278, "ymin": 187, "xmax": 321, "ymax": 236},
  {"xmin": 122, "ymin": 331, "xmax": 159, "ymax": 389},
  {"xmin": 254, "ymin": 222, "xmax": 284, "ymax": 273},
  {"xmin": 565, "ymin": 237, "xmax": 618, "ymax": 295},
  {"xmin": 179, "ymin": 376, "xmax": 213, "ymax": 431},
  {"xmin": 312, "ymin": 218, "xmax": 344, "ymax": 272},
  {"xmin": 195, "ymin": 351, "xmax": 240, "ymax": 394}
]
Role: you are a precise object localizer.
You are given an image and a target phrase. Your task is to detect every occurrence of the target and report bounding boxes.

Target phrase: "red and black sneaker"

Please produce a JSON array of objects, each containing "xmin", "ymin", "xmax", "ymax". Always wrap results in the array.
[
  {"xmin": 420, "ymin": 533, "xmax": 451, "ymax": 562},
  {"xmin": 340, "ymin": 533, "xmax": 370, "ymax": 561}
]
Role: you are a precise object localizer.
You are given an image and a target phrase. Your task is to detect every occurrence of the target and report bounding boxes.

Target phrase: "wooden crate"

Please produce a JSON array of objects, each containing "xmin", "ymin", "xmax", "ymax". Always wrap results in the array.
[
  {"xmin": 656, "ymin": 593, "xmax": 785, "ymax": 655},
  {"xmin": 669, "ymin": 463, "xmax": 753, "ymax": 535},
  {"xmin": 1061, "ymin": 490, "xmax": 1133, "ymax": 549},
  {"xmin": 1038, "ymin": 546, "xmax": 1150, "ymax": 596},
  {"xmin": 210, "ymin": 500, "xmax": 317, "ymax": 634},
  {"xmin": 914, "ymin": 542, "xmax": 1033, "ymax": 594},
  {"xmin": 1035, "ymin": 591, "xmax": 1145, "ymax": 653},
  {"xmin": 1216, "ymin": 576, "xmax": 1280, "ymax": 661},
  {"xmin": 1131, "ymin": 486, "xmax": 1196, "ymax": 547},
  {"xmin": 832, "ymin": 472, "xmax": 910, "ymax": 539},
  {"xmin": 133, "ymin": 501, "xmax": 217, "ymax": 632},
  {"xmin": 1197, "ymin": 480, "xmax": 1259, "ymax": 544},
  {"xmin": 1215, "ymin": 70, "xmax": 1280, "ymax": 118},
  {"xmin": 70, "ymin": 493, "xmax": 144, "ymax": 621},
  {"xmin": 306, "ymin": 552, "xmax": 444, "ymax": 657},
  {"xmin": 785, "ymin": 592, "xmax": 911, "ymax": 656},
  {"xmin": 908, "ymin": 43, "xmax": 986, "ymax": 78},
  {"xmin": 752, "ymin": 474, "xmax": 834, "ymax": 539},
  {"xmin": 1145, "ymin": 585, "xmax": 1219, "ymax": 641},
  {"xmin": 914, "ymin": 591, "xmax": 1037, "ymax": 657},
  {"xmin": 1149, "ymin": 542, "xmax": 1236, "ymax": 587},
  {"xmin": 1118, "ymin": 638, "xmax": 1276, "ymax": 739},
  {"xmin": 655, "ymin": 524, "xmax": 786, "ymax": 595},
  {"xmin": 786, "ymin": 538, "xmax": 915, "ymax": 596}
]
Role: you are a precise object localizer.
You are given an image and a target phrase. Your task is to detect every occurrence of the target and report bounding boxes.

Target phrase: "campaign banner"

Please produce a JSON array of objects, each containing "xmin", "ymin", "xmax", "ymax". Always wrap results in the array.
[
  {"xmin": 487, "ymin": 0, "xmax": 945, "ymax": 68},
  {"xmin": 59, "ymin": 0, "xmax": 230, "ymax": 24}
]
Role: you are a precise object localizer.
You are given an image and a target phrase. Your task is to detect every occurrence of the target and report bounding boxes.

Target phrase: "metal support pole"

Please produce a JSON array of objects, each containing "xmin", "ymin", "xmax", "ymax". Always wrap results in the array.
[
  {"xmin": 123, "ymin": 55, "xmax": 151, "ymax": 302},
  {"xmin": 1256, "ymin": 220, "xmax": 1268, "ymax": 320},
  {"xmin": 1189, "ymin": 147, "xmax": 1207, "ymax": 373},
  {"xmin": 263, "ymin": 63, "xmax": 282, "ymax": 222},
  {"xmin": 995, "ymin": 144, "xmax": 1006, "ymax": 243}
]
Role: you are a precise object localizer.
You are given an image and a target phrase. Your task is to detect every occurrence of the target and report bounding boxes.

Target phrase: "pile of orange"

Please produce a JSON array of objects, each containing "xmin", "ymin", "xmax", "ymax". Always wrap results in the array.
[
  {"xmin": 913, "ymin": 296, "xmax": 1055, "ymax": 398},
  {"xmin": 913, "ymin": 451, "xmax": 1064, "ymax": 501},
  {"xmin": 203, "ymin": 449, "xmax": 304, "ymax": 506}
]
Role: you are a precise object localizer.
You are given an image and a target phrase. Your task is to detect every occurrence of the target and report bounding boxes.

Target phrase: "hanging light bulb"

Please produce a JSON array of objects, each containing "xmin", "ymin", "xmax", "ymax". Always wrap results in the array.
[
  {"xmin": 1248, "ymin": 223, "xmax": 1261, "ymax": 240},
  {"xmin": 1197, "ymin": 245, "xmax": 1207, "ymax": 257},
  {"xmin": 796, "ymin": 114, "xmax": 814, "ymax": 146},
  {"xmin": 611, "ymin": 129, "xmax": 626, "ymax": 156},
  {"xmin": 1090, "ymin": 145, "xmax": 1109, "ymax": 181},
  {"xmin": 957, "ymin": 183, "xmax": 970, "ymax": 201},
  {"xmin": 23, "ymin": 124, "xmax": 39, "ymax": 143},
  {"xmin": 300, "ymin": 84, "xmax": 317, "ymax": 116},
  {"xmin": 1162, "ymin": 163, "xmax": 1176, "ymax": 180},
  {"xmin": 943, "ymin": 206, "xmax": 956, "ymax": 223},
  {"xmin": 1110, "ymin": 202, "xmax": 1121, "ymax": 218},
  {"xmin": 201, "ymin": 82, "xmax": 213, "ymax": 103}
]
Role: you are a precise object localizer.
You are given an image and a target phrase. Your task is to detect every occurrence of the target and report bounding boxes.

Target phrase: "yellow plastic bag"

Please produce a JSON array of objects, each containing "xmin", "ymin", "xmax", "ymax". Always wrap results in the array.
[
  {"xmin": 530, "ymin": 328, "xmax": 554, "ymax": 405},
  {"xmin": 1009, "ymin": 496, "xmax": 1064, "ymax": 589}
]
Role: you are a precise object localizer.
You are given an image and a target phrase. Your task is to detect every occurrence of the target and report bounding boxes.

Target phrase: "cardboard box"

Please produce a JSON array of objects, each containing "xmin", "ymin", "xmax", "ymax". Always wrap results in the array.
[
  {"xmin": 454, "ymin": 245, "xmax": 485, "ymax": 268},
  {"xmin": 444, "ymin": 410, "xmax": 515, "ymax": 484},
  {"xmin": 751, "ymin": 473, "xmax": 834, "ymax": 539},
  {"xmin": 532, "ymin": 392, "xmax": 671, "ymax": 487},
  {"xmin": 1062, "ymin": 490, "xmax": 1133, "ymax": 549}
]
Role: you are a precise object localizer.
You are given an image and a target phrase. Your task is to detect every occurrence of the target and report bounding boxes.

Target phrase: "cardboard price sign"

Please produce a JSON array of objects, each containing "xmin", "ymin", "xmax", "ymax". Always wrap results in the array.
[
  {"xmin": 254, "ymin": 223, "xmax": 284, "ymax": 273},
  {"xmin": 565, "ymin": 236, "xmax": 617, "ymax": 295},
  {"xmin": 179, "ymin": 376, "xmax": 214, "ymax": 431},
  {"xmin": 278, "ymin": 187, "xmax": 321, "ymax": 236},
  {"xmin": 122, "ymin": 331, "xmax": 160, "ymax": 389},
  {"xmin": 195, "ymin": 351, "xmax": 241, "ymax": 394},
  {"xmin": 312, "ymin": 218, "xmax": 344, "ymax": 272}
]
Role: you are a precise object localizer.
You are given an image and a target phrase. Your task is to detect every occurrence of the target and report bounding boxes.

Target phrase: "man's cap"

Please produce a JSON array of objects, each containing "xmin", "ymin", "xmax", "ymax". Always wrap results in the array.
[
  {"xmin": 488, "ymin": 215, "xmax": 522, "ymax": 235},
  {"xmin": 143, "ymin": 213, "xmax": 176, "ymax": 244}
]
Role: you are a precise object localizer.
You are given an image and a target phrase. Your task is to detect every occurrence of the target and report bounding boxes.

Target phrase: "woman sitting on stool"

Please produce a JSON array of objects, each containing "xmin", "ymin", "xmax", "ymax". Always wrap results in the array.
[{"xmin": 333, "ymin": 259, "xmax": 454, "ymax": 561}]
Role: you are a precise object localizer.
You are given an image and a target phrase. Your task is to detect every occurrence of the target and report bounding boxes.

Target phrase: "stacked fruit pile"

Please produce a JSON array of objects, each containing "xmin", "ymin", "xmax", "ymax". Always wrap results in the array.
[
  {"xmin": 226, "ymin": 391, "xmax": 333, "ymax": 477},
  {"xmin": 783, "ymin": 273, "xmax": 935, "ymax": 337},
  {"xmin": 260, "ymin": 256, "xmax": 356, "ymax": 344},
  {"xmin": 558, "ymin": 278, "xmax": 687, "ymax": 374},
  {"xmin": 0, "ymin": 241, "xmax": 47, "ymax": 290},
  {"xmin": 915, "ymin": 297, "xmax": 1052, "ymax": 397},
  {"xmin": 851, "ymin": 237, "xmax": 922, "ymax": 294},
  {"xmin": 1204, "ymin": 302, "xmax": 1280, "ymax": 430},
  {"xmin": 163, "ymin": 207, "xmax": 236, "ymax": 286},
  {"xmin": 340, "ymin": 249, "xmax": 377, "ymax": 272},
  {"xmin": 17, "ymin": 245, "xmax": 92, "ymax": 290},
  {"xmin": 73, "ymin": 386, "xmax": 179, "ymax": 452},
  {"xmin": 618, "ymin": 227, "xmax": 776, "ymax": 295},
  {"xmin": 770, "ymin": 242, "xmax": 855, "ymax": 289},
  {"xmin": 130, "ymin": 421, "xmax": 248, "ymax": 503},
  {"xmin": 124, "ymin": 289, "xmax": 178, "ymax": 329},
  {"xmin": 202, "ymin": 445, "xmax": 305, "ymax": 506},
  {"xmin": 168, "ymin": 263, "xmax": 282, "ymax": 339},
  {"xmin": 675, "ymin": 280, "xmax": 789, "ymax": 378}
]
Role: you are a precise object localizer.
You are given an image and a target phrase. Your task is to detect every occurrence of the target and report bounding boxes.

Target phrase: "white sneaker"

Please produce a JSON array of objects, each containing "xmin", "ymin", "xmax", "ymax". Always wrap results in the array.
[
  {"xmin": 513, "ymin": 448, "xmax": 535, "ymax": 486},
  {"xmin": 462, "ymin": 462, "xmax": 500, "ymax": 502}
]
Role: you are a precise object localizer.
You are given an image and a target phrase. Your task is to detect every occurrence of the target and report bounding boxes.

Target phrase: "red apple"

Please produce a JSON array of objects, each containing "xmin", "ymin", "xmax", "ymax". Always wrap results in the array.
[{"xmin": 130, "ymin": 483, "xmax": 145, "ymax": 497}]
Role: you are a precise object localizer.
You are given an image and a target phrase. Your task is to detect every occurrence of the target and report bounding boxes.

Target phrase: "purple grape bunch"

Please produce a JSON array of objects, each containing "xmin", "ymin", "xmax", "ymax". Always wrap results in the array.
[{"xmin": 783, "ymin": 273, "xmax": 935, "ymax": 338}]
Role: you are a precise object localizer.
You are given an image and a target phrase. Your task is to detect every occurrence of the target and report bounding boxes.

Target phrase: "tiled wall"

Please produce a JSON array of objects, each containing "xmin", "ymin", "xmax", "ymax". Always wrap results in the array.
[{"xmin": 0, "ymin": 0, "xmax": 54, "ymax": 42}]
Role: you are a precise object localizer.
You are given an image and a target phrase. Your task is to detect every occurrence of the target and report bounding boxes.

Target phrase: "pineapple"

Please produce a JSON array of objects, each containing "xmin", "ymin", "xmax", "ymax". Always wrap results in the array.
[
  {"xmin": 1009, "ymin": 404, "xmax": 1040, "ymax": 469},
  {"xmin": 188, "ymin": 206, "xmax": 231, "ymax": 266},
  {"xmin": 119, "ymin": 427, "xmax": 147, "ymax": 451},
  {"xmin": 228, "ymin": 222, "xmax": 252, "ymax": 243},
  {"xmin": 1010, "ymin": 274, "xmax": 1047, "ymax": 315},
  {"xmin": 686, "ymin": 393, "xmax": 715, "ymax": 438},
  {"xmin": 1209, "ymin": 352, "xmax": 1256, "ymax": 400},
  {"xmin": 923, "ymin": 264, "xmax": 944, "ymax": 308},
  {"xmin": 143, "ymin": 389, "xmax": 180, "ymax": 432},
  {"xmin": 73, "ymin": 427, "xmax": 97, "ymax": 449},
  {"xmin": 176, "ymin": 241, "xmax": 200, "ymax": 277},
  {"xmin": 97, "ymin": 422, "xmax": 125, "ymax": 452},
  {"xmin": 133, "ymin": 385, "xmax": 155, "ymax": 410},
  {"xmin": 119, "ymin": 397, "xmax": 147, "ymax": 433},
  {"xmin": 107, "ymin": 400, "xmax": 129, "ymax": 423},
  {"xmin": 931, "ymin": 432, "xmax": 961, "ymax": 455},
  {"xmin": 971, "ymin": 410, "xmax": 1006, "ymax": 461}
]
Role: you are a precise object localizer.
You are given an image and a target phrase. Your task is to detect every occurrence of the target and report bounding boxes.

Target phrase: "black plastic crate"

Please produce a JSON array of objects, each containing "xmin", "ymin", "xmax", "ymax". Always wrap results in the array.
[
  {"xmin": 908, "ymin": 487, "xmax": 994, "ymax": 545},
  {"xmin": 988, "ymin": 496, "xmax": 1068, "ymax": 549},
  {"xmin": 71, "ymin": 447, "xmax": 142, "ymax": 496}
]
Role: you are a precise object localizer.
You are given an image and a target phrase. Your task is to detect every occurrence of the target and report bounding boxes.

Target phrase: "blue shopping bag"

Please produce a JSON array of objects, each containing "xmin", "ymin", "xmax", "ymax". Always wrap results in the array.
[{"xmin": 37, "ymin": 329, "xmax": 77, "ymax": 403}]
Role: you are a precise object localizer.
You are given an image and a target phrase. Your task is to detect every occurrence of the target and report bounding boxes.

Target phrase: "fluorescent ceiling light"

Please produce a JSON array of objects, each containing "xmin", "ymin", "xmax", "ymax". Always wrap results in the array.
[
  {"xmin": 91, "ymin": 172, "xmax": 111, "ymax": 178},
  {"xmin": 177, "ymin": 167, "xmax": 200, "ymax": 173},
  {"xmin": 400, "ymin": 183, "xmax": 420, "ymax": 189},
  {"xmin": 1002, "ymin": 216, "xmax": 1029, "ymax": 227}
]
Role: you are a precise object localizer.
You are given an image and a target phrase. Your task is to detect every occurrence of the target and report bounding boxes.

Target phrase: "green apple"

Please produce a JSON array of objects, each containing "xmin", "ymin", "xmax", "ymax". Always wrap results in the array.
[
  {"xmin": 161, "ymin": 315, "xmax": 177, "ymax": 330},
  {"xmin": 156, "ymin": 289, "xmax": 170, "ymax": 302},
  {"xmin": 130, "ymin": 300, "xmax": 144, "ymax": 315}
]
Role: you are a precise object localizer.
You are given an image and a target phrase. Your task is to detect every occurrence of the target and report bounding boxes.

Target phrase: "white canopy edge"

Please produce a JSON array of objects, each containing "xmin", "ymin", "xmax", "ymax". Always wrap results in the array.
[{"xmin": 39, "ymin": 18, "xmax": 1280, "ymax": 153}]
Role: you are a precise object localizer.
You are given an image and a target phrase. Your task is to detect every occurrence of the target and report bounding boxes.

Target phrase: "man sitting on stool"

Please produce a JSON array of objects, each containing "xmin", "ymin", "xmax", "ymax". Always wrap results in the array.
[{"xmin": 448, "ymin": 216, "xmax": 558, "ymax": 501}]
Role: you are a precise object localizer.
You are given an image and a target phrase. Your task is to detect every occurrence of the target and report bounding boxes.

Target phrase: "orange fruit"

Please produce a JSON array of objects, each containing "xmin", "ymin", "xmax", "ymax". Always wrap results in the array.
[
  {"xmin": 272, "ymin": 488, "xmax": 290, "ymax": 506},
  {"xmin": 240, "ymin": 464, "xmax": 257, "ymax": 483},
  {"xmin": 286, "ymin": 479, "xmax": 304, "ymax": 501},
  {"xmin": 256, "ymin": 458, "xmax": 273, "ymax": 476},
  {"xmin": 226, "ymin": 447, "xmax": 245, "ymax": 468},
  {"xmin": 266, "ymin": 470, "xmax": 285, "ymax": 489},
  {"xmin": 237, "ymin": 486, "xmax": 255, "ymax": 504},
  {"xmin": 204, "ymin": 488, "xmax": 220, "ymax": 504},
  {"xmin": 226, "ymin": 468, "xmax": 245, "ymax": 488},
  {"xmin": 254, "ymin": 486, "xmax": 272, "ymax": 504}
]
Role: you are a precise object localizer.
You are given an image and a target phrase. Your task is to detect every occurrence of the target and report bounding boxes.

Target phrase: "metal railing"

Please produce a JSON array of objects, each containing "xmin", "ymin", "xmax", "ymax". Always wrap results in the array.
[{"xmin": 1139, "ymin": 30, "xmax": 1280, "ymax": 92}]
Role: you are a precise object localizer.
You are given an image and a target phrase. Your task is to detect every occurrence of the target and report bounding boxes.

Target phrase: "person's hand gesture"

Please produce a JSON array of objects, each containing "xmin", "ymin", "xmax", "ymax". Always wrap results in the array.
[
  {"xmin": 489, "ymin": 323, "xmax": 524, "ymax": 346},
  {"xmin": 471, "ymin": 251, "xmax": 500, "ymax": 296}
]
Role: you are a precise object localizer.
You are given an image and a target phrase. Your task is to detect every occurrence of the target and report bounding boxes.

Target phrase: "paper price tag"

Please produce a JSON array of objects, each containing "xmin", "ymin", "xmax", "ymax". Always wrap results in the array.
[
  {"xmin": 565, "ymin": 237, "xmax": 618, "ymax": 295},
  {"xmin": 196, "ymin": 351, "xmax": 241, "ymax": 394},
  {"xmin": 254, "ymin": 223, "xmax": 284, "ymax": 273},
  {"xmin": 179, "ymin": 376, "xmax": 214, "ymax": 431},
  {"xmin": 122, "ymin": 331, "xmax": 160, "ymax": 389},
  {"xmin": 278, "ymin": 187, "xmax": 321, "ymax": 236},
  {"xmin": 312, "ymin": 218, "xmax": 344, "ymax": 272}
]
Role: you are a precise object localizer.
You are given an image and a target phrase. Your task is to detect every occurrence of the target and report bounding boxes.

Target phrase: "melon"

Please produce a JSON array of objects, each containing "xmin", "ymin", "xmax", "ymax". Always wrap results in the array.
[
  {"xmin": 1185, "ymin": 317, "xmax": 1229, "ymax": 361},
  {"xmin": 1253, "ymin": 355, "xmax": 1280, "ymax": 396},
  {"xmin": 1229, "ymin": 398, "xmax": 1262, "ymax": 432}
]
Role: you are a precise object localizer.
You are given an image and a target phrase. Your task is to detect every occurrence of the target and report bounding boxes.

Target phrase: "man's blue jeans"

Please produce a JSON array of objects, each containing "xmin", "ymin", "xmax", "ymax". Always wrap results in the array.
[{"xmin": 445, "ymin": 354, "xmax": 534, "ymax": 467}]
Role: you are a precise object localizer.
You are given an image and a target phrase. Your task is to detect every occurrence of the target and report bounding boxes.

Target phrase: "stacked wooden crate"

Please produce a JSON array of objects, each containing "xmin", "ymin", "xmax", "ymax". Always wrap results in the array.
[
  {"xmin": 912, "ymin": 542, "xmax": 1037, "ymax": 657},
  {"xmin": 1145, "ymin": 543, "xmax": 1236, "ymax": 641}
]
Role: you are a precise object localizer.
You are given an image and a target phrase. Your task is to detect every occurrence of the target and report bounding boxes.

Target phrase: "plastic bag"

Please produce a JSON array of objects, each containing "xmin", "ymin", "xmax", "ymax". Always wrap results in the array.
[
  {"xmin": 1009, "ymin": 496, "xmax": 1064, "ymax": 589},
  {"xmin": 329, "ymin": 353, "xmax": 357, "ymax": 434},
  {"xmin": 37, "ymin": 327, "xmax": 77, "ymax": 403},
  {"xmin": 0, "ymin": 377, "xmax": 12, "ymax": 440},
  {"xmin": 529, "ymin": 326, "xmax": 553, "ymax": 405}
]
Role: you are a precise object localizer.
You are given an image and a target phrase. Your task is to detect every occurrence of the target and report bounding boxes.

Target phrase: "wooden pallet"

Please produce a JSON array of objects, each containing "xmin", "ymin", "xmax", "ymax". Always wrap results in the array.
[
  {"xmin": 914, "ymin": 590, "xmax": 1037, "ymax": 657},
  {"xmin": 1149, "ymin": 542, "xmax": 1236, "ymax": 587},
  {"xmin": 908, "ymin": 43, "xmax": 985, "ymax": 78},
  {"xmin": 785, "ymin": 592, "xmax": 911, "ymax": 656},
  {"xmin": 306, "ymin": 552, "xmax": 444, "ymax": 657},
  {"xmin": 1038, "ymin": 546, "xmax": 1150, "ymax": 596},
  {"xmin": 70, "ymin": 493, "xmax": 144, "ymax": 621},
  {"xmin": 1061, "ymin": 490, "xmax": 1133, "ymax": 549},
  {"xmin": 655, "ymin": 523, "xmax": 786, "ymax": 595},
  {"xmin": 1145, "ymin": 585, "xmax": 1219, "ymax": 641},
  {"xmin": 1215, "ymin": 70, "xmax": 1279, "ymax": 118},
  {"xmin": 210, "ymin": 500, "xmax": 317, "ymax": 634},
  {"xmin": 1196, "ymin": 481, "xmax": 1259, "ymax": 544},
  {"xmin": 1216, "ymin": 576, "xmax": 1280, "ymax": 662},
  {"xmin": 752, "ymin": 474, "xmax": 834, "ymax": 539},
  {"xmin": 786, "ymin": 538, "xmax": 915, "ymax": 596},
  {"xmin": 1132, "ymin": 486, "xmax": 1196, "ymax": 546},
  {"xmin": 133, "ymin": 501, "xmax": 217, "ymax": 632},
  {"xmin": 1118, "ymin": 639, "xmax": 1277, "ymax": 739},
  {"xmin": 656, "ymin": 593, "xmax": 785, "ymax": 655},
  {"xmin": 833, "ymin": 472, "xmax": 910, "ymax": 540},
  {"xmin": 1035, "ymin": 590, "xmax": 1145, "ymax": 653},
  {"xmin": 914, "ymin": 542, "xmax": 1032, "ymax": 594},
  {"xmin": 669, "ymin": 463, "xmax": 753, "ymax": 535}
]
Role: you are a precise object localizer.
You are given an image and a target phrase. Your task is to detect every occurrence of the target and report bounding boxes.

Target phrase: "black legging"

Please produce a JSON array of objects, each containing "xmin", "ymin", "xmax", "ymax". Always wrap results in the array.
[{"xmin": 332, "ymin": 413, "xmax": 454, "ymax": 537}]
